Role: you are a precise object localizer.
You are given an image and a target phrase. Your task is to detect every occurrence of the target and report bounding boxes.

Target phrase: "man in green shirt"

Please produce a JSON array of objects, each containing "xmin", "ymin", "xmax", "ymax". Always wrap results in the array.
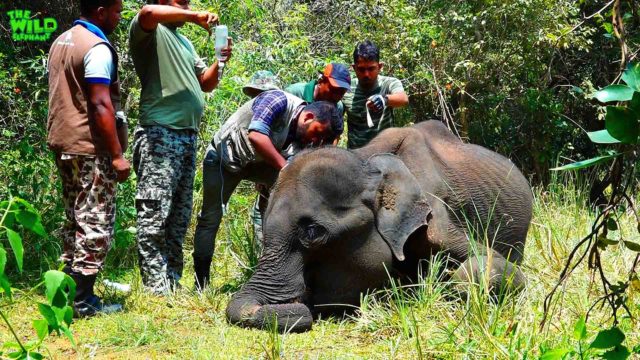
[
  {"xmin": 342, "ymin": 40, "xmax": 409, "ymax": 149},
  {"xmin": 129, "ymin": 0, "xmax": 232, "ymax": 294}
]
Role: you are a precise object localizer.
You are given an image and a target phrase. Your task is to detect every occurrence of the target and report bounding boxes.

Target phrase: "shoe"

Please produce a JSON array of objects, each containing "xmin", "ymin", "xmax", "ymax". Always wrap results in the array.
[
  {"xmin": 74, "ymin": 294, "xmax": 123, "ymax": 317},
  {"xmin": 70, "ymin": 271, "xmax": 123, "ymax": 318},
  {"xmin": 193, "ymin": 256, "xmax": 212, "ymax": 291}
]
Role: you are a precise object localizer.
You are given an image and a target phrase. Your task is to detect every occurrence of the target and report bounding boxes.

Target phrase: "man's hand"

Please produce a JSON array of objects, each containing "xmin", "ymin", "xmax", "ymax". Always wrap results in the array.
[
  {"xmin": 366, "ymin": 94, "xmax": 387, "ymax": 114},
  {"xmin": 193, "ymin": 11, "xmax": 218, "ymax": 34},
  {"xmin": 111, "ymin": 155, "xmax": 131, "ymax": 183},
  {"xmin": 218, "ymin": 37, "xmax": 233, "ymax": 62}
]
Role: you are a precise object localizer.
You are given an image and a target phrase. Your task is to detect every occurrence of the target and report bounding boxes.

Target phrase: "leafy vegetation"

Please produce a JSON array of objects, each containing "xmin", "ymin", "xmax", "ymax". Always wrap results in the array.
[{"xmin": 1, "ymin": 0, "xmax": 640, "ymax": 358}]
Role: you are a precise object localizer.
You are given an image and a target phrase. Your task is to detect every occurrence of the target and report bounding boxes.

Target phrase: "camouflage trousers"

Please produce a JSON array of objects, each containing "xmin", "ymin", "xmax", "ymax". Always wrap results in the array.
[
  {"xmin": 56, "ymin": 154, "xmax": 117, "ymax": 276},
  {"xmin": 133, "ymin": 125, "xmax": 197, "ymax": 294}
]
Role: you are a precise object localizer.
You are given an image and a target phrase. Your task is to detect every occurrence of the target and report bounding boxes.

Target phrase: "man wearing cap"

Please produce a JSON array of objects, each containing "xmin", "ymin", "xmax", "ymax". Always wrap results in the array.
[
  {"xmin": 343, "ymin": 40, "xmax": 409, "ymax": 149},
  {"xmin": 285, "ymin": 63, "xmax": 351, "ymax": 143},
  {"xmin": 192, "ymin": 90, "xmax": 342, "ymax": 289},
  {"xmin": 242, "ymin": 70, "xmax": 281, "ymax": 98}
]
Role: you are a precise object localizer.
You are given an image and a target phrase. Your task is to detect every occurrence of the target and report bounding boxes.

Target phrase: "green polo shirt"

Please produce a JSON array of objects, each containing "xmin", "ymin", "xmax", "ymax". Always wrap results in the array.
[
  {"xmin": 285, "ymin": 80, "xmax": 344, "ymax": 117},
  {"xmin": 129, "ymin": 14, "xmax": 207, "ymax": 131},
  {"xmin": 342, "ymin": 75, "xmax": 405, "ymax": 149}
]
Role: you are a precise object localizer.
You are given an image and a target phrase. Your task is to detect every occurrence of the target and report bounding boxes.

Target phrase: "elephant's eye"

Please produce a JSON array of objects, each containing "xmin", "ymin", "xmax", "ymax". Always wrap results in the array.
[{"xmin": 305, "ymin": 224, "xmax": 326, "ymax": 241}]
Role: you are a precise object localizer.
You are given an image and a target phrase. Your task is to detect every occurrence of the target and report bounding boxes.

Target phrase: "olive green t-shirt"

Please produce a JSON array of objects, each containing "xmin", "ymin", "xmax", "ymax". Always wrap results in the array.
[
  {"xmin": 129, "ymin": 14, "xmax": 207, "ymax": 131},
  {"xmin": 342, "ymin": 75, "xmax": 405, "ymax": 149},
  {"xmin": 285, "ymin": 80, "xmax": 345, "ymax": 117}
]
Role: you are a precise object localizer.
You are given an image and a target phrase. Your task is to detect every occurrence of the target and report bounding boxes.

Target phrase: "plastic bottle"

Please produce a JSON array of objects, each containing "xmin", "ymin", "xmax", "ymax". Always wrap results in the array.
[{"xmin": 215, "ymin": 25, "xmax": 228, "ymax": 80}]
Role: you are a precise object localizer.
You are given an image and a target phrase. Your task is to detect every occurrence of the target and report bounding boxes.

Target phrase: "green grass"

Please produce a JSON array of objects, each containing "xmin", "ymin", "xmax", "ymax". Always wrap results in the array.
[{"xmin": 2, "ymin": 178, "xmax": 640, "ymax": 359}]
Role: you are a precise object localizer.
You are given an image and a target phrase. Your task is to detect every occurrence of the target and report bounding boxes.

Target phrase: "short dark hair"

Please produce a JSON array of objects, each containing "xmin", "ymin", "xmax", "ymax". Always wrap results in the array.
[
  {"xmin": 80, "ymin": 0, "xmax": 118, "ymax": 15},
  {"xmin": 304, "ymin": 101, "xmax": 343, "ymax": 139},
  {"xmin": 353, "ymin": 40, "xmax": 380, "ymax": 64}
]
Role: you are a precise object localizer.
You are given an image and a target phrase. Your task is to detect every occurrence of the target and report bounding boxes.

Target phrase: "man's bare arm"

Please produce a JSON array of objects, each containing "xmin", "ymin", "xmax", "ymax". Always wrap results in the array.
[
  {"xmin": 138, "ymin": 5, "xmax": 217, "ymax": 33},
  {"xmin": 387, "ymin": 92, "xmax": 409, "ymax": 108},
  {"xmin": 248, "ymin": 131, "xmax": 287, "ymax": 170},
  {"xmin": 87, "ymin": 84, "xmax": 131, "ymax": 182},
  {"xmin": 198, "ymin": 38, "xmax": 233, "ymax": 92}
]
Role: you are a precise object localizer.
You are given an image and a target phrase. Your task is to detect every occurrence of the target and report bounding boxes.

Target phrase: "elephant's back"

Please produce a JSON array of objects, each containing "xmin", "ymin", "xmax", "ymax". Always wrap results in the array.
[{"xmin": 427, "ymin": 131, "xmax": 533, "ymax": 263}]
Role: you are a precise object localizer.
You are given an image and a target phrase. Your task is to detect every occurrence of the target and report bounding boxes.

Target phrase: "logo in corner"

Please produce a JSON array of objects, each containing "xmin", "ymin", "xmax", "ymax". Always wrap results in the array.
[{"xmin": 7, "ymin": 9, "xmax": 57, "ymax": 42}]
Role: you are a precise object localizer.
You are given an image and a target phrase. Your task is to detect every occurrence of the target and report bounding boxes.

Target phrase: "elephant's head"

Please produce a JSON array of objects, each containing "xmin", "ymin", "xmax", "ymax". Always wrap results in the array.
[{"xmin": 226, "ymin": 147, "xmax": 432, "ymax": 332}]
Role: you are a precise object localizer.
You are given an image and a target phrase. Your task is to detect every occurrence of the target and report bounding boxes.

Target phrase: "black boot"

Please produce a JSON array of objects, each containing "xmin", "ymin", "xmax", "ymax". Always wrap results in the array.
[
  {"xmin": 70, "ymin": 272, "xmax": 122, "ymax": 317},
  {"xmin": 193, "ymin": 256, "xmax": 212, "ymax": 291}
]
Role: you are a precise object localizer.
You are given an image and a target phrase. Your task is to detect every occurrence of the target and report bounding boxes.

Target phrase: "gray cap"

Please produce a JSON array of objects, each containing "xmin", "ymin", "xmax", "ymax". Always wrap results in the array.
[{"xmin": 242, "ymin": 70, "xmax": 281, "ymax": 98}]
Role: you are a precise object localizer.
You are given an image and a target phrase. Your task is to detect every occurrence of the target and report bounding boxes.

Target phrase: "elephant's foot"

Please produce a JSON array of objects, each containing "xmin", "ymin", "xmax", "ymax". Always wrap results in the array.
[{"xmin": 450, "ymin": 254, "xmax": 526, "ymax": 300}]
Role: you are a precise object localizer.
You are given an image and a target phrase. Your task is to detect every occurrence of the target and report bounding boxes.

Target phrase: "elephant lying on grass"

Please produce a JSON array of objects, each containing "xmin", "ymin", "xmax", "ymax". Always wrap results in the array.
[{"xmin": 226, "ymin": 120, "xmax": 533, "ymax": 332}]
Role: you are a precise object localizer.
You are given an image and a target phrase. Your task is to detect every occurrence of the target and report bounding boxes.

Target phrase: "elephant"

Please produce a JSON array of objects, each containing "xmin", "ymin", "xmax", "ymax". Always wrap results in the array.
[{"xmin": 226, "ymin": 120, "xmax": 533, "ymax": 333}]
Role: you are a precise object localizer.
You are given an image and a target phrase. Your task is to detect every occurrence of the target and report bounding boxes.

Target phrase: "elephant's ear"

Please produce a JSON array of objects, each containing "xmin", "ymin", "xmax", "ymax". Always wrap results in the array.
[{"xmin": 365, "ymin": 154, "xmax": 432, "ymax": 261}]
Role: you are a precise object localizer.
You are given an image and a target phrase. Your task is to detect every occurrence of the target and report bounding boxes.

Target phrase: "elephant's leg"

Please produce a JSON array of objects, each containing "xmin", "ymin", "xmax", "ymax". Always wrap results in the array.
[{"xmin": 450, "ymin": 250, "xmax": 526, "ymax": 298}]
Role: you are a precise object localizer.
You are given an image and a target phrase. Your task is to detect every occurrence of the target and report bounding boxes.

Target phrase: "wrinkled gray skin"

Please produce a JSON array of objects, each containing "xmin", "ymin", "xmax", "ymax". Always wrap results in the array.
[{"xmin": 226, "ymin": 120, "xmax": 533, "ymax": 333}]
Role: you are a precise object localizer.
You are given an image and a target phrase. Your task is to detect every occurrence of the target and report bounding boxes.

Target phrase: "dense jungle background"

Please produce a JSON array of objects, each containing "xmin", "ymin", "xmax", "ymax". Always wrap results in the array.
[{"xmin": 1, "ymin": 0, "xmax": 640, "ymax": 358}]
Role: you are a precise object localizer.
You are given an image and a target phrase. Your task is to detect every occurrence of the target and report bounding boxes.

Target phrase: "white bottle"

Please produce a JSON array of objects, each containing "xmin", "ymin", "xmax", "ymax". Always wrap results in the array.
[{"xmin": 215, "ymin": 25, "xmax": 228, "ymax": 80}]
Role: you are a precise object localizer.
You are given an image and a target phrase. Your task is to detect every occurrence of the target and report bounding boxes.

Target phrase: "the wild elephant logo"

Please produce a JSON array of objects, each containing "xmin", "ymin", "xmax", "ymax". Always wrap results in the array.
[{"xmin": 7, "ymin": 9, "xmax": 58, "ymax": 42}]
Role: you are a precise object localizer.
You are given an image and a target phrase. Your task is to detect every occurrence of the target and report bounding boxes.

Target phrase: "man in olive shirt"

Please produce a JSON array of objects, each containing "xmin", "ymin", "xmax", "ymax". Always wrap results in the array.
[
  {"xmin": 342, "ymin": 40, "xmax": 409, "ymax": 149},
  {"xmin": 129, "ymin": 0, "xmax": 231, "ymax": 294}
]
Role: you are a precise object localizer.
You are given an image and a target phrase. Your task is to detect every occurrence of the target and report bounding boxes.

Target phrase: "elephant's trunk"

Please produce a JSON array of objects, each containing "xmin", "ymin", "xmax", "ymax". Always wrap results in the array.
[
  {"xmin": 226, "ymin": 293, "xmax": 313, "ymax": 333},
  {"xmin": 225, "ymin": 245, "xmax": 313, "ymax": 332}
]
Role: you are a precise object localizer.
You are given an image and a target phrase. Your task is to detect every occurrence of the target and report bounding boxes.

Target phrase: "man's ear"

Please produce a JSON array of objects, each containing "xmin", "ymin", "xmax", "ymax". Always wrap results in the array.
[
  {"xmin": 302, "ymin": 111, "xmax": 315, "ymax": 123},
  {"xmin": 378, "ymin": 62, "xmax": 385, "ymax": 71}
]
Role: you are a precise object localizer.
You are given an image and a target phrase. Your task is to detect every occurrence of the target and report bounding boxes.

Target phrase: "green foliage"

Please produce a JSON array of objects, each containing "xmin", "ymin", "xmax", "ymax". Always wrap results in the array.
[
  {"xmin": 541, "ymin": 317, "xmax": 638, "ymax": 360},
  {"xmin": 554, "ymin": 62, "xmax": 640, "ymax": 170},
  {"xmin": 0, "ymin": 197, "xmax": 75, "ymax": 359}
]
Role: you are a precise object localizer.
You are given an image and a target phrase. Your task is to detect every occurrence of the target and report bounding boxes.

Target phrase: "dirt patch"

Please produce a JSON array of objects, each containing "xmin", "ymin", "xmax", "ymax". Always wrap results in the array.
[{"xmin": 381, "ymin": 185, "xmax": 398, "ymax": 210}]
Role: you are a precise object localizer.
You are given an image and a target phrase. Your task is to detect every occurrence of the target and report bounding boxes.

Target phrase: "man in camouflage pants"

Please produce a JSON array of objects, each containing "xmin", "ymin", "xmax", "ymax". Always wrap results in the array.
[
  {"xmin": 129, "ymin": 1, "xmax": 231, "ymax": 294},
  {"xmin": 48, "ymin": 0, "xmax": 129, "ymax": 316}
]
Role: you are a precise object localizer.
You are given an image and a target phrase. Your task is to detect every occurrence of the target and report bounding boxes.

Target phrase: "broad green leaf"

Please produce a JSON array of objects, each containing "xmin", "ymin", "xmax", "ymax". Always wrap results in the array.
[
  {"xmin": 32, "ymin": 319, "xmax": 49, "ymax": 342},
  {"xmin": 594, "ymin": 85, "xmax": 635, "ymax": 103},
  {"xmin": 590, "ymin": 327, "xmax": 625, "ymax": 349},
  {"xmin": 26, "ymin": 352, "xmax": 44, "ymax": 360},
  {"xmin": 15, "ymin": 210, "xmax": 36, "ymax": 230},
  {"xmin": 16, "ymin": 210, "xmax": 46, "ymax": 237},
  {"xmin": 0, "ymin": 247, "xmax": 6, "ymax": 275},
  {"xmin": 605, "ymin": 106, "xmax": 639, "ymax": 144},
  {"xmin": 53, "ymin": 306, "xmax": 68, "ymax": 325},
  {"xmin": 623, "ymin": 241, "xmax": 640, "ymax": 252},
  {"xmin": 573, "ymin": 316, "xmax": 587, "ymax": 341},
  {"xmin": 540, "ymin": 348, "xmax": 571, "ymax": 360},
  {"xmin": 0, "ymin": 273, "xmax": 12, "ymax": 299},
  {"xmin": 37, "ymin": 303, "xmax": 59, "ymax": 329},
  {"xmin": 44, "ymin": 270, "xmax": 65, "ymax": 304},
  {"xmin": 622, "ymin": 63, "xmax": 640, "ymax": 91},
  {"xmin": 588, "ymin": 130, "xmax": 621, "ymax": 144},
  {"xmin": 630, "ymin": 92, "xmax": 640, "ymax": 113},
  {"xmin": 607, "ymin": 218, "xmax": 619, "ymax": 231},
  {"xmin": 551, "ymin": 153, "xmax": 620, "ymax": 171},
  {"xmin": 3, "ymin": 212, "xmax": 16, "ymax": 229},
  {"xmin": 60, "ymin": 325, "xmax": 76, "ymax": 348},
  {"xmin": 602, "ymin": 345, "xmax": 631, "ymax": 360},
  {"xmin": 63, "ymin": 306, "xmax": 73, "ymax": 327},
  {"xmin": 5, "ymin": 228, "xmax": 23, "ymax": 272}
]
